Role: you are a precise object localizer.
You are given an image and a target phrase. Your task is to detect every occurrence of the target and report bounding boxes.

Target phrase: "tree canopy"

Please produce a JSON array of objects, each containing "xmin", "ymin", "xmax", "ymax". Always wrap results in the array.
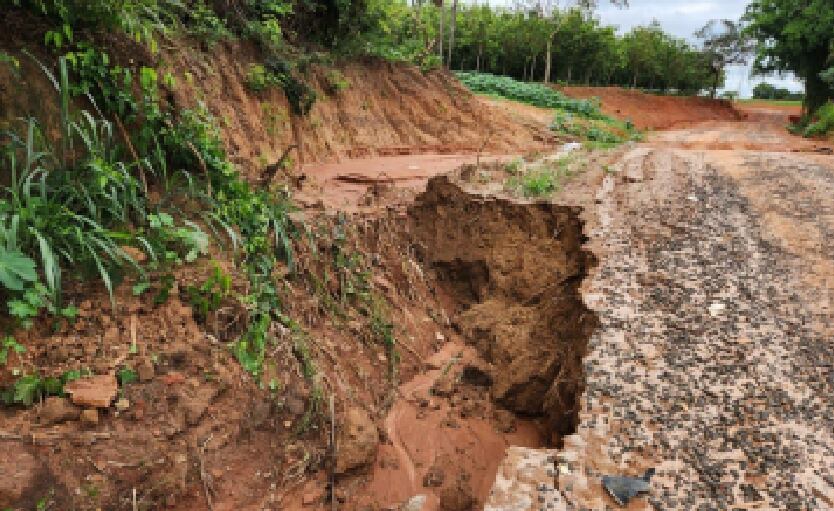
[{"xmin": 744, "ymin": 0, "xmax": 834, "ymax": 113}]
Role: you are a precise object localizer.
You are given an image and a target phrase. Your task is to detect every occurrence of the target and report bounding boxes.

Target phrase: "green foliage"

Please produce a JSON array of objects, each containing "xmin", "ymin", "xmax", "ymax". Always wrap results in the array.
[
  {"xmin": 245, "ymin": 64, "xmax": 274, "ymax": 92},
  {"xmin": 0, "ymin": 247, "xmax": 38, "ymax": 292},
  {"xmin": 752, "ymin": 83, "xmax": 804, "ymax": 101},
  {"xmin": 323, "ymin": 69, "xmax": 350, "ymax": 94},
  {"xmin": 185, "ymin": 0, "xmax": 231, "ymax": 46},
  {"xmin": 0, "ymin": 369, "xmax": 83, "ymax": 406},
  {"xmin": 508, "ymin": 166, "xmax": 559, "ymax": 198},
  {"xmin": 456, "ymin": 71, "xmax": 601, "ymax": 116},
  {"xmin": 456, "ymin": 72, "xmax": 638, "ymax": 144},
  {"xmin": 244, "ymin": 59, "xmax": 316, "ymax": 116},
  {"xmin": 186, "ymin": 264, "xmax": 232, "ymax": 322},
  {"xmin": 117, "ymin": 367, "xmax": 138, "ymax": 385},
  {"xmin": 802, "ymin": 103, "xmax": 834, "ymax": 138},
  {"xmin": 0, "ymin": 336, "xmax": 26, "ymax": 366},
  {"xmin": 744, "ymin": 0, "xmax": 834, "ymax": 113}
]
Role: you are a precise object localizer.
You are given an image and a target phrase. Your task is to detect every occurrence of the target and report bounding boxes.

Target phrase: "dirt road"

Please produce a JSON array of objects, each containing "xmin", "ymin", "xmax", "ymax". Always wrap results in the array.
[{"xmin": 487, "ymin": 117, "xmax": 834, "ymax": 509}]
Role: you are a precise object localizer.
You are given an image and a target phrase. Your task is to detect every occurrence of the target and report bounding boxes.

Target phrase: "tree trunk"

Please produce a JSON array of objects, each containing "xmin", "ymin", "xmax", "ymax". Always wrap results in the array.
[
  {"xmin": 437, "ymin": 0, "xmax": 444, "ymax": 65},
  {"xmin": 804, "ymin": 51, "xmax": 832, "ymax": 116},
  {"xmin": 531, "ymin": 55, "xmax": 536, "ymax": 81},
  {"xmin": 567, "ymin": 66, "xmax": 572, "ymax": 84},
  {"xmin": 477, "ymin": 44, "xmax": 482, "ymax": 72},
  {"xmin": 544, "ymin": 37, "xmax": 552, "ymax": 84},
  {"xmin": 710, "ymin": 70, "xmax": 719, "ymax": 99},
  {"xmin": 447, "ymin": 0, "xmax": 457, "ymax": 69}
]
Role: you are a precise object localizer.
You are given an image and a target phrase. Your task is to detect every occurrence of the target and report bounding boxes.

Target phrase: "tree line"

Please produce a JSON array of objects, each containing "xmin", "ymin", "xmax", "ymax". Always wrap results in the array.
[{"xmin": 369, "ymin": 2, "xmax": 718, "ymax": 95}]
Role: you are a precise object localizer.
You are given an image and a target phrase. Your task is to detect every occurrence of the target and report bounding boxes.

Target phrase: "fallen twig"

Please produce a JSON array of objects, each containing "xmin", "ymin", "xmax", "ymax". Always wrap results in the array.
[{"xmin": 198, "ymin": 435, "xmax": 215, "ymax": 511}]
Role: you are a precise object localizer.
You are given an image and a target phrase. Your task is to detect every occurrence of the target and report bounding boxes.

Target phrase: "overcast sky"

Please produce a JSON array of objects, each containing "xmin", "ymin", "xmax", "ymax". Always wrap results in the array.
[{"xmin": 482, "ymin": 0, "xmax": 803, "ymax": 97}]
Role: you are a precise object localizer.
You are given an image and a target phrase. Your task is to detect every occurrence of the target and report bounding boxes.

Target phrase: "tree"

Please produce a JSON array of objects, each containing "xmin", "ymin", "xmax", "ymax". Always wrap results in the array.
[
  {"xmin": 744, "ymin": 0, "xmax": 834, "ymax": 114},
  {"xmin": 696, "ymin": 20, "xmax": 751, "ymax": 99},
  {"xmin": 447, "ymin": 0, "xmax": 458, "ymax": 67}
]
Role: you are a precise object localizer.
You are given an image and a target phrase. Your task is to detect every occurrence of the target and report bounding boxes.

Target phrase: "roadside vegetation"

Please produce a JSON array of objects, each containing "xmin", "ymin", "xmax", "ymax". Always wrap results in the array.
[{"xmin": 744, "ymin": 0, "xmax": 834, "ymax": 137}]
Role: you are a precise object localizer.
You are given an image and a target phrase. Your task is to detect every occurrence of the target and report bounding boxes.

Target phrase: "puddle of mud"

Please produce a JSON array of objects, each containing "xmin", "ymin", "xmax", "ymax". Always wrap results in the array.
[{"xmin": 354, "ymin": 342, "xmax": 545, "ymax": 510}]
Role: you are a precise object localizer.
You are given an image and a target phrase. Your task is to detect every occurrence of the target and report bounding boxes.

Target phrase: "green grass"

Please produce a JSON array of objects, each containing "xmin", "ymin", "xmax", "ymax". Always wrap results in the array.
[
  {"xmin": 505, "ymin": 157, "xmax": 575, "ymax": 198},
  {"xmin": 736, "ymin": 99, "xmax": 802, "ymax": 107}
]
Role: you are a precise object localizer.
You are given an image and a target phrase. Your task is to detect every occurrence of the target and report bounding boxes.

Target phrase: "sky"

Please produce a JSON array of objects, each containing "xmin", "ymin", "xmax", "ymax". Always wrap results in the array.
[{"xmin": 483, "ymin": 0, "xmax": 804, "ymax": 98}]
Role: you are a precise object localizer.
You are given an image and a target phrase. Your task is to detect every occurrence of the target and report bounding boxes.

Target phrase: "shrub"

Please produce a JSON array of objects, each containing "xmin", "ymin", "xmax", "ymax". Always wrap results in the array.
[
  {"xmin": 803, "ymin": 103, "xmax": 834, "ymax": 138},
  {"xmin": 323, "ymin": 69, "xmax": 350, "ymax": 94}
]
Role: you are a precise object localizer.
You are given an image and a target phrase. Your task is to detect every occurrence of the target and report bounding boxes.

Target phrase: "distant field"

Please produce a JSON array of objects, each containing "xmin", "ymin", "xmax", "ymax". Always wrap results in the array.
[{"xmin": 737, "ymin": 99, "xmax": 803, "ymax": 107}]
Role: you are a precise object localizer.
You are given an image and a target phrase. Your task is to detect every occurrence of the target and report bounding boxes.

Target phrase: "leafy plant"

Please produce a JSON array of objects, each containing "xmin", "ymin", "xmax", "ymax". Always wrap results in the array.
[
  {"xmin": 456, "ymin": 71, "xmax": 603, "ymax": 117},
  {"xmin": 802, "ymin": 102, "xmax": 834, "ymax": 138},
  {"xmin": 0, "ymin": 337, "xmax": 26, "ymax": 366},
  {"xmin": 186, "ymin": 264, "xmax": 232, "ymax": 322},
  {"xmin": 116, "ymin": 367, "xmax": 138, "ymax": 386},
  {"xmin": 0, "ymin": 247, "xmax": 37, "ymax": 292},
  {"xmin": 323, "ymin": 69, "xmax": 350, "ymax": 94}
]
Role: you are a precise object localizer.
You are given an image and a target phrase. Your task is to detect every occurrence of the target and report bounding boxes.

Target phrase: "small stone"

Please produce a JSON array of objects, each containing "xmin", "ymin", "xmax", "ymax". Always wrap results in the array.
[
  {"xmin": 336, "ymin": 407, "xmax": 379, "ymax": 474},
  {"xmin": 435, "ymin": 331, "xmax": 446, "ymax": 342},
  {"xmin": 302, "ymin": 489, "xmax": 321, "ymax": 506},
  {"xmin": 401, "ymin": 494, "xmax": 427, "ymax": 511},
  {"xmin": 115, "ymin": 398, "xmax": 130, "ymax": 412},
  {"xmin": 64, "ymin": 375, "xmax": 118, "ymax": 408},
  {"xmin": 38, "ymin": 396, "xmax": 80, "ymax": 425},
  {"xmin": 136, "ymin": 357, "xmax": 154, "ymax": 382},
  {"xmin": 81, "ymin": 409, "xmax": 99, "ymax": 427}
]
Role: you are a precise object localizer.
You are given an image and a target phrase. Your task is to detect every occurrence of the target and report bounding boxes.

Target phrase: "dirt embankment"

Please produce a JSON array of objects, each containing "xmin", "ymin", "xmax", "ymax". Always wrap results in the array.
[
  {"xmin": 164, "ymin": 44, "xmax": 551, "ymax": 179},
  {"xmin": 410, "ymin": 177, "xmax": 598, "ymax": 440},
  {"xmin": 559, "ymin": 86, "xmax": 741, "ymax": 130}
]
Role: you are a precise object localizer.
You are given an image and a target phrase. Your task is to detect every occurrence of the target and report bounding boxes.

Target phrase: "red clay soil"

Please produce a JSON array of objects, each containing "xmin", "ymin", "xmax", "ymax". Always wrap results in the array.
[
  {"xmin": 733, "ymin": 101, "xmax": 803, "ymax": 125},
  {"xmin": 559, "ymin": 86, "xmax": 741, "ymax": 130}
]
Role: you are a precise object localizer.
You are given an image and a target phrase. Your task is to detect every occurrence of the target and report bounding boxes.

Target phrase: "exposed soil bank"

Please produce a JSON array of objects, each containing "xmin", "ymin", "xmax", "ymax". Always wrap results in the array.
[
  {"xmin": 559, "ymin": 86, "xmax": 740, "ymax": 130},
  {"xmin": 410, "ymin": 176, "xmax": 598, "ymax": 442}
]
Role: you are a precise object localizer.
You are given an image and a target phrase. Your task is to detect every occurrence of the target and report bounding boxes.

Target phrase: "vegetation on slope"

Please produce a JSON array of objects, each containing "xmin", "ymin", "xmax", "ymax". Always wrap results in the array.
[{"xmin": 457, "ymin": 71, "xmax": 640, "ymax": 145}]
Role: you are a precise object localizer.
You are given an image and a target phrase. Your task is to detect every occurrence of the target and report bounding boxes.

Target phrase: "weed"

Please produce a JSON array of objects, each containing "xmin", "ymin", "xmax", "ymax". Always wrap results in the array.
[
  {"xmin": 153, "ymin": 273, "xmax": 176, "ymax": 305},
  {"xmin": 504, "ymin": 158, "xmax": 523, "ymax": 175},
  {"xmin": 186, "ymin": 264, "xmax": 232, "ymax": 323},
  {"xmin": 246, "ymin": 64, "xmax": 275, "ymax": 92},
  {"xmin": 802, "ymin": 103, "xmax": 834, "ymax": 138},
  {"xmin": 116, "ymin": 367, "xmax": 138, "ymax": 386},
  {"xmin": 520, "ymin": 168, "xmax": 558, "ymax": 197},
  {"xmin": 369, "ymin": 296, "xmax": 398, "ymax": 384},
  {"xmin": 186, "ymin": 0, "xmax": 231, "ymax": 47},
  {"xmin": 323, "ymin": 69, "xmax": 350, "ymax": 94},
  {"xmin": 0, "ymin": 336, "xmax": 25, "ymax": 366}
]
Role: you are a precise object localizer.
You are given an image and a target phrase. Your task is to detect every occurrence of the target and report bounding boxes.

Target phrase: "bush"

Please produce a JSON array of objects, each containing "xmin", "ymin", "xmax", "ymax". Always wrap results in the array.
[
  {"xmin": 323, "ymin": 69, "xmax": 350, "ymax": 94},
  {"xmin": 803, "ymin": 103, "xmax": 834, "ymax": 138}
]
